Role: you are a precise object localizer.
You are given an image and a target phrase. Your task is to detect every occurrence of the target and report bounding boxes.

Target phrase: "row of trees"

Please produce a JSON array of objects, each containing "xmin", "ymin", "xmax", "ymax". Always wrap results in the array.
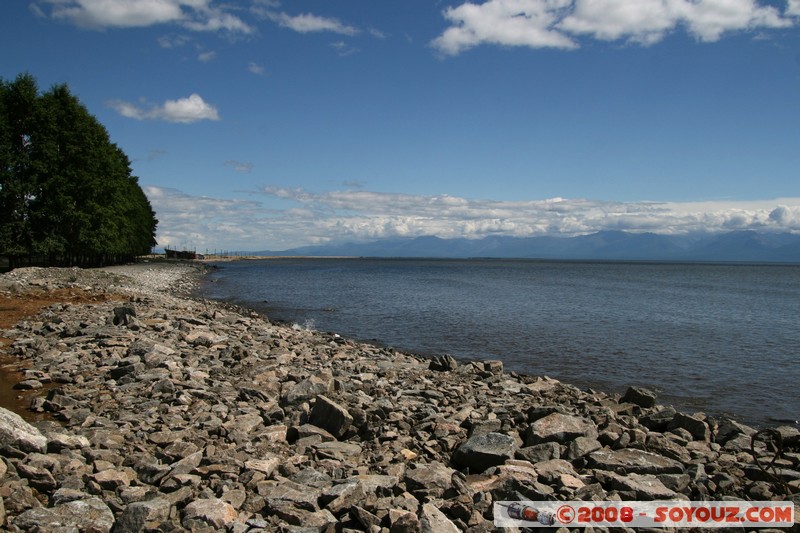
[{"xmin": 0, "ymin": 73, "xmax": 157, "ymax": 268}]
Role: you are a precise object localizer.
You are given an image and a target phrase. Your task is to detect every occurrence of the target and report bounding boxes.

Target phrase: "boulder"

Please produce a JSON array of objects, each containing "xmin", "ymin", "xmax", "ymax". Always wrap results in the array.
[
  {"xmin": 453, "ymin": 432, "xmax": 516, "ymax": 473},
  {"xmin": 0, "ymin": 407, "xmax": 47, "ymax": 453},
  {"xmin": 595, "ymin": 470, "xmax": 681, "ymax": 500},
  {"xmin": 310, "ymin": 395, "xmax": 353, "ymax": 439},
  {"xmin": 620, "ymin": 386, "xmax": 657, "ymax": 408},
  {"xmin": 116, "ymin": 498, "xmax": 172, "ymax": 532},
  {"xmin": 669, "ymin": 412, "xmax": 710, "ymax": 441},
  {"xmin": 429, "ymin": 354, "xmax": 458, "ymax": 372},
  {"xmin": 13, "ymin": 497, "xmax": 114, "ymax": 533},
  {"xmin": 525, "ymin": 412, "xmax": 597, "ymax": 445},
  {"xmin": 588, "ymin": 448, "xmax": 685, "ymax": 475},
  {"xmin": 182, "ymin": 498, "xmax": 239, "ymax": 529},
  {"xmin": 404, "ymin": 462, "xmax": 455, "ymax": 498},
  {"xmin": 421, "ymin": 502, "xmax": 460, "ymax": 533}
]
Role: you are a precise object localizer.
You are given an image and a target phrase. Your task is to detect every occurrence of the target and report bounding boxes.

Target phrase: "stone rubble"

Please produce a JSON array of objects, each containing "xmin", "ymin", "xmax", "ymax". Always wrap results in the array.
[{"xmin": 0, "ymin": 262, "xmax": 797, "ymax": 532}]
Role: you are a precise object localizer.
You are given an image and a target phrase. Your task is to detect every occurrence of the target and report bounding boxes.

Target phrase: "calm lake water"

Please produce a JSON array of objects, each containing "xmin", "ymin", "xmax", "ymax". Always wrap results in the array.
[{"xmin": 199, "ymin": 258, "xmax": 800, "ymax": 428}]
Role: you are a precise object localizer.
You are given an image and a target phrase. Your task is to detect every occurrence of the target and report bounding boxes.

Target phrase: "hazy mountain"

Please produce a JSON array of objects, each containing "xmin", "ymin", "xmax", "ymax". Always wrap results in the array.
[{"xmin": 257, "ymin": 230, "xmax": 800, "ymax": 263}]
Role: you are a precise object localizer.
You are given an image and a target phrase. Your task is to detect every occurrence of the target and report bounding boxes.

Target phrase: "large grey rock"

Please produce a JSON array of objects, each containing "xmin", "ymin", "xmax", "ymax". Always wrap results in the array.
[
  {"xmin": 525, "ymin": 412, "xmax": 597, "ymax": 445},
  {"xmin": 0, "ymin": 406, "xmax": 47, "ymax": 452},
  {"xmin": 320, "ymin": 482, "xmax": 366, "ymax": 515},
  {"xmin": 620, "ymin": 386, "xmax": 657, "ymax": 408},
  {"xmin": 453, "ymin": 432, "xmax": 516, "ymax": 472},
  {"xmin": 310, "ymin": 395, "xmax": 353, "ymax": 439},
  {"xmin": 183, "ymin": 498, "xmax": 239, "ymax": 529},
  {"xmin": 421, "ymin": 502, "xmax": 460, "ymax": 533},
  {"xmin": 404, "ymin": 461, "xmax": 455, "ymax": 498},
  {"xmin": 639, "ymin": 407, "xmax": 677, "ymax": 431},
  {"xmin": 283, "ymin": 375, "xmax": 332, "ymax": 405},
  {"xmin": 515, "ymin": 441, "xmax": 560, "ymax": 463},
  {"xmin": 13, "ymin": 497, "xmax": 114, "ymax": 533},
  {"xmin": 429, "ymin": 354, "xmax": 458, "ymax": 372},
  {"xmin": 588, "ymin": 448, "xmax": 685, "ymax": 475},
  {"xmin": 596, "ymin": 471, "xmax": 681, "ymax": 500},
  {"xmin": 669, "ymin": 412, "xmax": 711, "ymax": 441},
  {"xmin": 116, "ymin": 498, "xmax": 172, "ymax": 532}
]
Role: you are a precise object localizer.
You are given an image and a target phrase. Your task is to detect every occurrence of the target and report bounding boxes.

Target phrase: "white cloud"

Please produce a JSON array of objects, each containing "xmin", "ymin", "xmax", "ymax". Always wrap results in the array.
[
  {"xmin": 143, "ymin": 185, "xmax": 800, "ymax": 251},
  {"xmin": 248, "ymin": 61, "xmax": 266, "ymax": 75},
  {"xmin": 198, "ymin": 50, "xmax": 217, "ymax": 62},
  {"xmin": 330, "ymin": 41, "xmax": 358, "ymax": 56},
  {"xmin": 256, "ymin": 10, "xmax": 359, "ymax": 35},
  {"xmin": 108, "ymin": 93, "xmax": 220, "ymax": 123},
  {"xmin": 432, "ymin": 0, "xmax": 797, "ymax": 55},
  {"xmin": 39, "ymin": 0, "xmax": 253, "ymax": 33},
  {"xmin": 157, "ymin": 34, "xmax": 191, "ymax": 48}
]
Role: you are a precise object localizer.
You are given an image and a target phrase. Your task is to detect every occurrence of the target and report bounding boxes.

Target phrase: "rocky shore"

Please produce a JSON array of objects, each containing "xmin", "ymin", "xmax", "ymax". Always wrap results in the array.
[{"xmin": 0, "ymin": 262, "xmax": 797, "ymax": 532}]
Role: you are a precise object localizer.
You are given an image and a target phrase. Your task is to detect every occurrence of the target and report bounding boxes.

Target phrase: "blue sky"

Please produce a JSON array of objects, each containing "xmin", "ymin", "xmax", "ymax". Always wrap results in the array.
[{"xmin": 2, "ymin": 0, "xmax": 800, "ymax": 251}]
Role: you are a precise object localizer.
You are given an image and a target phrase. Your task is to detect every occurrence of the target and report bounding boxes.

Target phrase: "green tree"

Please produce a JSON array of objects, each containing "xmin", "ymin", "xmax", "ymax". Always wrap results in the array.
[{"xmin": 0, "ymin": 73, "xmax": 157, "ymax": 268}]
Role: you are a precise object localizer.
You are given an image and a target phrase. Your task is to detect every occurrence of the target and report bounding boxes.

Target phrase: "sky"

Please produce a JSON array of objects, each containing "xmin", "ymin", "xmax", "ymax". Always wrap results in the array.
[{"xmin": 2, "ymin": 0, "xmax": 800, "ymax": 252}]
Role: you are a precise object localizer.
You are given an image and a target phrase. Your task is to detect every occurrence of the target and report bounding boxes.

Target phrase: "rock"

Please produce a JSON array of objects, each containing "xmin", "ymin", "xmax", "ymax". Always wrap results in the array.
[
  {"xmin": 112, "ymin": 305, "xmax": 137, "ymax": 326},
  {"xmin": 91, "ymin": 467, "xmax": 136, "ymax": 489},
  {"xmin": 283, "ymin": 375, "xmax": 332, "ymax": 405},
  {"xmin": 639, "ymin": 407, "xmax": 677, "ymax": 431},
  {"xmin": 620, "ymin": 386, "xmax": 657, "ymax": 408},
  {"xmin": 515, "ymin": 441, "xmax": 560, "ymax": 463},
  {"xmin": 351, "ymin": 505, "xmax": 381, "ymax": 530},
  {"xmin": 404, "ymin": 462, "xmax": 455, "ymax": 498},
  {"xmin": 421, "ymin": 502, "xmax": 459, "ymax": 533},
  {"xmin": 16, "ymin": 463, "xmax": 57, "ymax": 491},
  {"xmin": 183, "ymin": 498, "xmax": 239, "ymax": 529},
  {"xmin": 313, "ymin": 440, "xmax": 363, "ymax": 461},
  {"xmin": 13, "ymin": 497, "xmax": 115, "ymax": 533},
  {"xmin": 244, "ymin": 456, "xmax": 282, "ymax": 477},
  {"xmin": 567, "ymin": 436, "xmax": 602, "ymax": 459},
  {"xmin": 320, "ymin": 482, "xmax": 366, "ymax": 515},
  {"xmin": 116, "ymin": 498, "xmax": 172, "ymax": 532},
  {"xmin": 588, "ymin": 448, "xmax": 685, "ymax": 475},
  {"xmin": 429, "ymin": 354, "xmax": 458, "ymax": 372},
  {"xmin": 715, "ymin": 417, "xmax": 756, "ymax": 444},
  {"xmin": 525, "ymin": 412, "xmax": 597, "ymax": 445},
  {"xmin": 13, "ymin": 379, "xmax": 43, "ymax": 390},
  {"xmin": 310, "ymin": 395, "xmax": 353, "ymax": 439},
  {"xmin": 595, "ymin": 471, "xmax": 681, "ymax": 500},
  {"xmin": 669, "ymin": 412, "xmax": 711, "ymax": 441},
  {"xmin": 533, "ymin": 459, "xmax": 581, "ymax": 485},
  {"xmin": 0, "ymin": 406, "xmax": 47, "ymax": 452},
  {"xmin": 46, "ymin": 431, "xmax": 90, "ymax": 451},
  {"xmin": 453, "ymin": 432, "xmax": 516, "ymax": 473},
  {"xmin": 389, "ymin": 509, "xmax": 421, "ymax": 532}
]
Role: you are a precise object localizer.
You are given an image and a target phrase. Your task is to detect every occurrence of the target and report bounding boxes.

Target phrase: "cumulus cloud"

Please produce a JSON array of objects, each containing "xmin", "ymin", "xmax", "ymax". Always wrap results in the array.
[
  {"xmin": 37, "ymin": 0, "xmax": 253, "ymax": 33},
  {"xmin": 108, "ymin": 94, "xmax": 220, "ymax": 123},
  {"xmin": 144, "ymin": 185, "xmax": 800, "ymax": 251},
  {"xmin": 432, "ymin": 0, "xmax": 796, "ymax": 55}
]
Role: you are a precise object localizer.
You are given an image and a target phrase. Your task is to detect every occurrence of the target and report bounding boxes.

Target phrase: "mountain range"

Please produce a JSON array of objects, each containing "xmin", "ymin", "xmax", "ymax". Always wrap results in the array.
[{"xmin": 261, "ymin": 230, "xmax": 800, "ymax": 263}]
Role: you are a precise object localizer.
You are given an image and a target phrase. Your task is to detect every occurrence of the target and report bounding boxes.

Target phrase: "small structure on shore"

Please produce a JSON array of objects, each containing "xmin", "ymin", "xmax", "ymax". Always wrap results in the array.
[{"xmin": 164, "ymin": 248, "xmax": 198, "ymax": 260}]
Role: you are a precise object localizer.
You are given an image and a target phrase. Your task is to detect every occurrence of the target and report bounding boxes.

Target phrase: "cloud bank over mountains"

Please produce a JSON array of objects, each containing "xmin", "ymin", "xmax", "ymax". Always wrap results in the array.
[{"xmin": 145, "ymin": 186, "xmax": 800, "ymax": 251}]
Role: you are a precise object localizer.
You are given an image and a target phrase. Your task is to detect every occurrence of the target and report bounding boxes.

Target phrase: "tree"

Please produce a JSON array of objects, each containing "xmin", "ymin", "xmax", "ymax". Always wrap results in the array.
[{"xmin": 0, "ymin": 73, "xmax": 157, "ymax": 268}]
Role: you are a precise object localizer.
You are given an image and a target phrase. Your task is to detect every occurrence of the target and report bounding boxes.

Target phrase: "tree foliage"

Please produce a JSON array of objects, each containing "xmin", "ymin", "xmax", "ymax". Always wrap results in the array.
[{"xmin": 0, "ymin": 73, "xmax": 157, "ymax": 268}]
